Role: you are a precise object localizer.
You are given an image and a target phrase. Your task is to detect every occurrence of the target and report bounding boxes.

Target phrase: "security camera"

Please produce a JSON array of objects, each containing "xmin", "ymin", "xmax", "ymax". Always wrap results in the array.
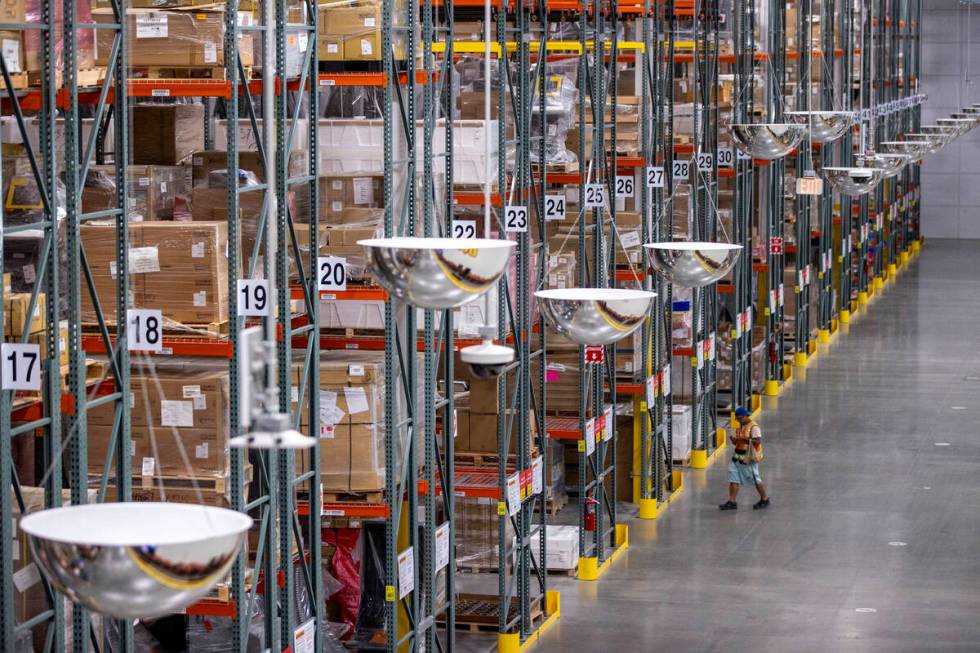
[{"xmin": 460, "ymin": 332, "xmax": 514, "ymax": 379}]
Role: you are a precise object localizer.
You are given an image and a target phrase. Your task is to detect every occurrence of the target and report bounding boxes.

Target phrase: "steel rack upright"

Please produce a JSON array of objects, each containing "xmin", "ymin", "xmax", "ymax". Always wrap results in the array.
[
  {"xmin": 762, "ymin": 0, "xmax": 788, "ymax": 397},
  {"xmin": 728, "ymin": 0, "xmax": 758, "ymax": 416},
  {"xmin": 815, "ymin": 0, "xmax": 839, "ymax": 343},
  {"xmin": 792, "ymin": 0, "xmax": 815, "ymax": 367}
]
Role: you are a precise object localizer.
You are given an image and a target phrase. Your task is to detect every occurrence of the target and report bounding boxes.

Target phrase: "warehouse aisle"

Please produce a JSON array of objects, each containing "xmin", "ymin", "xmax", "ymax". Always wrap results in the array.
[{"xmin": 534, "ymin": 240, "xmax": 980, "ymax": 653}]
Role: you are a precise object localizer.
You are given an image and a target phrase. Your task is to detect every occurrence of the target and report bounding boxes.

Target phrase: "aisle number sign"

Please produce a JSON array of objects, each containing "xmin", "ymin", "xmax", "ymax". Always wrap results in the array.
[
  {"xmin": 1, "ymin": 343, "xmax": 41, "ymax": 390},
  {"xmin": 616, "ymin": 175, "xmax": 635, "ymax": 198},
  {"xmin": 505, "ymin": 205, "xmax": 528, "ymax": 232},
  {"xmin": 544, "ymin": 195, "xmax": 565, "ymax": 221},
  {"xmin": 646, "ymin": 166, "xmax": 665, "ymax": 188}
]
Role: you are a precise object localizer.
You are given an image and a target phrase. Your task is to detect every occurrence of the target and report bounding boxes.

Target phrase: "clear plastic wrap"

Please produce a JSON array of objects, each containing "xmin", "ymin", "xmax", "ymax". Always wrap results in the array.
[
  {"xmin": 93, "ymin": 9, "xmax": 254, "ymax": 70},
  {"xmin": 82, "ymin": 164, "xmax": 191, "ymax": 222},
  {"xmin": 456, "ymin": 495, "xmax": 515, "ymax": 569},
  {"xmin": 80, "ymin": 220, "xmax": 232, "ymax": 329},
  {"xmin": 3, "ymin": 157, "xmax": 67, "ymax": 229},
  {"xmin": 24, "ymin": 0, "xmax": 95, "ymax": 83}
]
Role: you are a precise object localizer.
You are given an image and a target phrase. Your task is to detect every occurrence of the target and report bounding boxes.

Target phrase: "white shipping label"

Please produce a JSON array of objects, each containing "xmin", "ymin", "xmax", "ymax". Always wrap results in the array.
[
  {"xmin": 344, "ymin": 386, "xmax": 369, "ymax": 414},
  {"xmin": 182, "ymin": 385, "xmax": 201, "ymax": 398},
  {"xmin": 141, "ymin": 457, "xmax": 156, "ymax": 476},
  {"xmin": 2, "ymin": 39, "xmax": 21, "ymax": 74},
  {"xmin": 544, "ymin": 194, "xmax": 565, "ymax": 221},
  {"xmin": 360, "ymin": 39, "xmax": 373, "ymax": 56},
  {"xmin": 1, "ymin": 343, "xmax": 41, "ymax": 391},
  {"xmin": 294, "ymin": 618, "xmax": 316, "ymax": 653},
  {"xmin": 195, "ymin": 442, "xmax": 209, "ymax": 459},
  {"xmin": 398, "ymin": 547, "xmax": 415, "ymax": 598},
  {"xmin": 193, "ymin": 291, "xmax": 207, "ymax": 307},
  {"xmin": 434, "ymin": 522, "xmax": 450, "ymax": 572},
  {"xmin": 506, "ymin": 473, "xmax": 521, "ymax": 516},
  {"xmin": 299, "ymin": 32, "xmax": 309, "ymax": 52},
  {"xmin": 140, "ymin": 175, "xmax": 152, "ymax": 186},
  {"xmin": 191, "ymin": 242, "xmax": 205, "ymax": 258},
  {"xmin": 13, "ymin": 563, "xmax": 41, "ymax": 593},
  {"xmin": 161, "ymin": 400, "xmax": 194, "ymax": 427},
  {"xmin": 620, "ymin": 230, "xmax": 641, "ymax": 249},
  {"xmin": 130, "ymin": 247, "xmax": 160, "ymax": 273},
  {"xmin": 348, "ymin": 364, "xmax": 365, "ymax": 377},
  {"xmin": 319, "ymin": 391, "xmax": 345, "ymax": 427},
  {"xmin": 364, "ymin": 16, "xmax": 376, "ymax": 27},
  {"xmin": 531, "ymin": 456, "xmax": 543, "ymax": 495},
  {"xmin": 136, "ymin": 14, "xmax": 169, "ymax": 38},
  {"xmin": 327, "ymin": 43, "xmax": 339, "ymax": 54},
  {"xmin": 193, "ymin": 394, "xmax": 206, "ymax": 410},
  {"xmin": 351, "ymin": 177, "xmax": 375, "ymax": 204},
  {"xmin": 203, "ymin": 42, "xmax": 217, "ymax": 64},
  {"xmin": 21, "ymin": 264, "xmax": 35, "ymax": 284}
]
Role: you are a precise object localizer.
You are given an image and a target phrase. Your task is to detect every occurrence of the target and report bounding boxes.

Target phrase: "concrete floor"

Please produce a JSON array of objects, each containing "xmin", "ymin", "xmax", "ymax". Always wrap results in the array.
[{"xmin": 531, "ymin": 240, "xmax": 980, "ymax": 652}]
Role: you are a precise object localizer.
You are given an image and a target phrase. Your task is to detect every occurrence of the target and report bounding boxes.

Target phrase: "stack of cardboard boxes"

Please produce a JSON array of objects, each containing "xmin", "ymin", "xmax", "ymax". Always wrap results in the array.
[
  {"xmin": 80, "ymin": 220, "xmax": 230, "ymax": 326},
  {"xmin": 294, "ymin": 352, "xmax": 386, "ymax": 496},
  {"xmin": 317, "ymin": 1, "xmax": 405, "ymax": 63}
]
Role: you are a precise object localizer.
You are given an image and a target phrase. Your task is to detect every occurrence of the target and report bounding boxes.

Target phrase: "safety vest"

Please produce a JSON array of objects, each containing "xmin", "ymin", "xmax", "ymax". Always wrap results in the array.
[{"xmin": 734, "ymin": 419, "xmax": 764, "ymax": 463}]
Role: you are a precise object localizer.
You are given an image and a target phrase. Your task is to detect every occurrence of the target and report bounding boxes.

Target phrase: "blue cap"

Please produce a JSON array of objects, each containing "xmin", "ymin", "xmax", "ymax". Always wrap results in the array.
[{"xmin": 734, "ymin": 406, "xmax": 750, "ymax": 418}]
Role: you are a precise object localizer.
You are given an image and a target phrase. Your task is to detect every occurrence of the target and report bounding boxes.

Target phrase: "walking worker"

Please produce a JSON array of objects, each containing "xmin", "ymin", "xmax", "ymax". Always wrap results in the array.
[{"xmin": 719, "ymin": 406, "xmax": 770, "ymax": 511}]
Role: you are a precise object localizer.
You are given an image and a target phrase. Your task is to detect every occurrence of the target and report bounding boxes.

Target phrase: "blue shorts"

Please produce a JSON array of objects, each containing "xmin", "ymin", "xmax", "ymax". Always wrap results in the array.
[{"xmin": 728, "ymin": 459, "xmax": 762, "ymax": 485}]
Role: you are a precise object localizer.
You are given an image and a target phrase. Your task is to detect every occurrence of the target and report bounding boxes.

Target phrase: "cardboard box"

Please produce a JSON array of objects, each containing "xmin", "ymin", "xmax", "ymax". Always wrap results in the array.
[
  {"xmin": 131, "ymin": 104, "xmax": 205, "ymax": 165},
  {"xmin": 94, "ymin": 10, "xmax": 253, "ymax": 69},
  {"xmin": 319, "ymin": 172, "xmax": 384, "ymax": 209},
  {"xmin": 80, "ymin": 221, "xmax": 229, "ymax": 325},
  {"xmin": 317, "ymin": 4, "xmax": 404, "ymax": 62},
  {"xmin": 0, "ymin": 30, "xmax": 24, "ymax": 74},
  {"xmin": 295, "ymin": 422, "xmax": 384, "ymax": 493},
  {"xmin": 89, "ymin": 369, "xmax": 228, "ymax": 434},
  {"xmin": 0, "ymin": 0, "xmax": 25, "ymax": 23},
  {"xmin": 83, "ymin": 165, "xmax": 188, "ymax": 221},
  {"xmin": 140, "ymin": 222, "xmax": 230, "ymax": 324},
  {"xmin": 192, "ymin": 150, "xmax": 265, "ymax": 187},
  {"xmin": 6, "ymin": 292, "xmax": 45, "ymax": 337},
  {"xmin": 28, "ymin": 320, "xmax": 68, "ymax": 367}
]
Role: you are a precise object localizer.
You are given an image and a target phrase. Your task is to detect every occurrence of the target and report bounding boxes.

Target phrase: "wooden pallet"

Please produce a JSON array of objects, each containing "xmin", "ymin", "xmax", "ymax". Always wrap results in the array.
[
  {"xmin": 454, "ymin": 449, "xmax": 540, "ymax": 468},
  {"xmin": 81, "ymin": 318, "xmax": 228, "ymax": 339},
  {"xmin": 4, "ymin": 72, "xmax": 29, "ymax": 90},
  {"xmin": 673, "ymin": 453, "xmax": 693, "ymax": 467},
  {"xmin": 125, "ymin": 65, "xmax": 245, "ymax": 81},
  {"xmin": 207, "ymin": 569, "xmax": 254, "ymax": 603},
  {"xmin": 14, "ymin": 359, "xmax": 106, "ymax": 404},
  {"xmin": 538, "ymin": 491, "xmax": 567, "ymax": 516},
  {"xmin": 321, "ymin": 490, "xmax": 383, "ymax": 504},
  {"xmin": 442, "ymin": 593, "xmax": 543, "ymax": 633}
]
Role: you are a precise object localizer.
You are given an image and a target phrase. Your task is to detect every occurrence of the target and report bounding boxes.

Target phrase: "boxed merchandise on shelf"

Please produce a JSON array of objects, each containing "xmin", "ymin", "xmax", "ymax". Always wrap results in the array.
[
  {"xmin": 4, "ymin": 292, "xmax": 45, "ymax": 338},
  {"xmin": 529, "ymin": 525, "xmax": 579, "ymax": 571},
  {"xmin": 93, "ymin": 7, "xmax": 254, "ymax": 69},
  {"xmin": 87, "ymin": 368, "xmax": 230, "ymax": 475},
  {"xmin": 131, "ymin": 103, "xmax": 205, "ymax": 166},
  {"xmin": 456, "ymin": 495, "xmax": 515, "ymax": 570},
  {"xmin": 80, "ymin": 220, "xmax": 230, "ymax": 326},
  {"xmin": 293, "ymin": 351, "xmax": 386, "ymax": 494},
  {"xmin": 317, "ymin": 1, "xmax": 406, "ymax": 62},
  {"xmin": 82, "ymin": 164, "xmax": 189, "ymax": 221}
]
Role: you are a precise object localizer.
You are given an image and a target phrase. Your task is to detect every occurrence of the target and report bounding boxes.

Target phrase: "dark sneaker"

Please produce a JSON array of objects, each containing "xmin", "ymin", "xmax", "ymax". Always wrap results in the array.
[
  {"xmin": 719, "ymin": 501, "xmax": 737, "ymax": 511},
  {"xmin": 753, "ymin": 499, "xmax": 770, "ymax": 510}
]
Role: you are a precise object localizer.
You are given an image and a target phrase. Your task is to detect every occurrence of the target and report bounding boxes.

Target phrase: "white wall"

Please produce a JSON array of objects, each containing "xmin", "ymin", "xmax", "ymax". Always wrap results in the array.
[{"xmin": 920, "ymin": 0, "xmax": 980, "ymax": 238}]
